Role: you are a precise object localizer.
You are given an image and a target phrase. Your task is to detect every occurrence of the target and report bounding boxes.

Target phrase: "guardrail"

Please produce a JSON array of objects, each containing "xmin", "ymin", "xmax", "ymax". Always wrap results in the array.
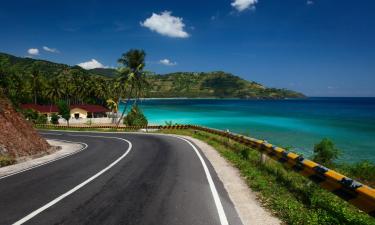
[{"xmin": 36, "ymin": 123, "xmax": 375, "ymax": 216}]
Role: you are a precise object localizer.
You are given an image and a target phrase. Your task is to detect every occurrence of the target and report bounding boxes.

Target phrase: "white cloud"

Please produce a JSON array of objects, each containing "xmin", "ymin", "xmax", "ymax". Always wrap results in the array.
[
  {"xmin": 77, "ymin": 59, "xmax": 106, "ymax": 70},
  {"xmin": 141, "ymin": 11, "xmax": 189, "ymax": 38},
  {"xmin": 307, "ymin": 0, "xmax": 314, "ymax": 5},
  {"xmin": 43, "ymin": 46, "xmax": 59, "ymax": 53},
  {"xmin": 27, "ymin": 48, "xmax": 39, "ymax": 55},
  {"xmin": 231, "ymin": 0, "xmax": 258, "ymax": 12},
  {"xmin": 159, "ymin": 59, "xmax": 177, "ymax": 66}
]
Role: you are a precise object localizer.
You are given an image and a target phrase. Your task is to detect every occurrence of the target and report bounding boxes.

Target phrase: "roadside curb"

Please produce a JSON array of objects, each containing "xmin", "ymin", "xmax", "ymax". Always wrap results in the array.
[
  {"xmin": 0, "ymin": 139, "xmax": 87, "ymax": 180},
  {"xmin": 179, "ymin": 135, "xmax": 281, "ymax": 225}
]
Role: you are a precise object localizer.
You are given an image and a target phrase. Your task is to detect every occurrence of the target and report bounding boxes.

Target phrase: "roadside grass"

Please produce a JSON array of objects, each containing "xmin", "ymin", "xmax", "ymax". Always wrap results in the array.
[
  {"xmin": 337, "ymin": 161, "xmax": 375, "ymax": 187},
  {"xmin": 33, "ymin": 126, "xmax": 375, "ymax": 224},
  {"xmin": 157, "ymin": 129, "xmax": 375, "ymax": 225},
  {"xmin": 0, "ymin": 155, "xmax": 16, "ymax": 167}
]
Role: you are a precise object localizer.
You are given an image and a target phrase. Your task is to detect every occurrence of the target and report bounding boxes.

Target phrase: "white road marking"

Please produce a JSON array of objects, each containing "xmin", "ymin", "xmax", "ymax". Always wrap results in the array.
[
  {"xmin": 12, "ymin": 135, "xmax": 132, "ymax": 225},
  {"xmin": 36, "ymin": 130, "xmax": 229, "ymax": 224},
  {"xmin": 38, "ymin": 132, "xmax": 63, "ymax": 135},
  {"xmin": 0, "ymin": 139, "xmax": 88, "ymax": 180},
  {"xmin": 173, "ymin": 136, "xmax": 229, "ymax": 225}
]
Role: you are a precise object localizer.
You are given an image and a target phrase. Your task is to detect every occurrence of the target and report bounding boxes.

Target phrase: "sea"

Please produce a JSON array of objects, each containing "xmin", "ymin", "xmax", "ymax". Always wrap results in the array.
[{"xmin": 120, "ymin": 98, "xmax": 375, "ymax": 163}]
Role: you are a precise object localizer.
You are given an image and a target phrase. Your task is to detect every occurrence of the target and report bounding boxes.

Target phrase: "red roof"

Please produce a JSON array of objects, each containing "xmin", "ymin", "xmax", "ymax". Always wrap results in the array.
[
  {"xmin": 70, "ymin": 104, "xmax": 110, "ymax": 113},
  {"xmin": 21, "ymin": 104, "xmax": 110, "ymax": 113},
  {"xmin": 20, "ymin": 104, "xmax": 58, "ymax": 113}
]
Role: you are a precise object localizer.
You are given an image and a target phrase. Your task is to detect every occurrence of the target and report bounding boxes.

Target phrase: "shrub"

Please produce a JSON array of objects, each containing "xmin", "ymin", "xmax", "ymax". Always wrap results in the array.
[
  {"xmin": 22, "ymin": 109, "xmax": 39, "ymax": 123},
  {"xmin": 57, "ymin": 100, "xmax": 70, "ymax": 126},
  {"xmin": 349, "ymin": 161, "xmax": 375, "ymax": 180},
  {"xmin": 36, "ymin": 114, "xmax": 47, "ymax": 124},
  {"xmin": 165, "ymin": 121, "xmax": 176, "ymax": 126},
  {"xmin": 312, "ymin": 138, "xmax": 340, "ymax": 166},
  {"xmin": 239, "ymin": 148, "xmax": 250, "ymax": 160},
  {"xmin": 123, "ymin": 105, "xmax": 148, "ymax": 126},
  {"xmin": 50, "ymin": 113, "xmax": 59, "ymax": 124},
  {"xmin": 0, "ymin": 155, "xmax": 16, "ymax": 167},
  {"xmin": 340, "ymin": 160, "xmax": 375, "ymax": 186}
]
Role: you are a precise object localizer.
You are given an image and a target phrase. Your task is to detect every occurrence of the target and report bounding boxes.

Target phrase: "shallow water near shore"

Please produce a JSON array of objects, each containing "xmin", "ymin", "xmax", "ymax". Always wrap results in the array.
[{"xmin": 120, "ymin": 97, "xmax": 375, "ymax": 163}]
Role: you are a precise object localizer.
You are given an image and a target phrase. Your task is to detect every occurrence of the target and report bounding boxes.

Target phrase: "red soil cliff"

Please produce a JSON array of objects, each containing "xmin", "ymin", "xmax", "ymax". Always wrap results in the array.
[{"xmin": 0, "ymin": 93, "xmax": 50, "ymax": 157}]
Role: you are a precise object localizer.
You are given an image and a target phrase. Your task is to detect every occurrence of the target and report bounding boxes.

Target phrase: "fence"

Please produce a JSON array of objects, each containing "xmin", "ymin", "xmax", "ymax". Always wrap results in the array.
[
  {"xmin": 58, "ymin": 117, "xmax": 115, "ymax": 125},
  {"xmin": 36, "ymin": 123, "xmax": 375, "ymax": 217}
]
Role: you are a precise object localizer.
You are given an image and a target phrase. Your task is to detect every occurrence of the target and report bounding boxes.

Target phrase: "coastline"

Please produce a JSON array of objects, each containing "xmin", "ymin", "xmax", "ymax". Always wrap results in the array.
[
  {"xmin": 123, "ymin": 97, "xmax": 309, "ymax": 101},
  {"xmin": 120, "ymin": 97, "xmax": 375, "ymax": 163}
]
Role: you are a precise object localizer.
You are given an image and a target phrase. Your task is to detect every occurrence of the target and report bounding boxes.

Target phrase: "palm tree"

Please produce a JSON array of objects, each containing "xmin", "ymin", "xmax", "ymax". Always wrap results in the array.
[
  {"xmin": 106, "ymin": 98, "xmax": 118, "ymax": 123},
  {"xmin": 116, "ymin": 49, "xmax": 146, "ymax": 126},
  {"xmin": 58, "ymin": 71, "xmax": 72, "ymax": 105},
  {"xmin": 45, "ymin": 78, "xmax": 65, "ymax": 104},
  {"xmin": 93, "ymin": 77, "xmax": 107, "ymax": 104},
  {"xmin": 30, "ymin": 68, "xmax": 41, "ymax": 104}
]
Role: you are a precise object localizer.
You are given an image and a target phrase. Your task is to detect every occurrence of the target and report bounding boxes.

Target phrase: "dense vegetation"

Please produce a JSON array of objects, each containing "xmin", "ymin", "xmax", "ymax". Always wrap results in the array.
[
  {"xmin": 159, "ymin": 129, "xmax": 375, "ymax": 225},
  {"xmin": 0, "ymin": 52, "xmax": 304, "ymax": 105},
  {"xmin": 143, "ymin": 71, "xmax": 303, "ymax": 98},
  {"xmin": 0, "ymin": 52, "xmax": 116, "ymax": 105}
]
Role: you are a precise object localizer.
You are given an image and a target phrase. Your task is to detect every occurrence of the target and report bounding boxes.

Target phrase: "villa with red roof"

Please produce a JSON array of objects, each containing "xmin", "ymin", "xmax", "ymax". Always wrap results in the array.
[{"xmin": 21, "ymin": 104, "xmax": 110, "ymax": 119}]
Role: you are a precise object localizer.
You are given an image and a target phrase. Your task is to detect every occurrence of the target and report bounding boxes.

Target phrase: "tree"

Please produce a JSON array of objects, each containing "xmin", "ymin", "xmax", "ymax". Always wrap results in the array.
[
  {"xmin": 30, "ymin": 68, "xmax": 41, "ymax": 104},
  {"xmin": 116, "ymin": 49, "xmax": 146, "ymax": 126},
  {"xmin": 50, "ymin": 113, "xmax": 59, "ymax": 124},
  {"xmin": 312, "ymin": 138, "xmax": 340, "ymax": 166},
  {"xmin": 106, "ymin": 98, "xmax": 118, "ymax": 123},
  {"xmin": 118, "ymin": 49, "xmax": 146, "ymax": 72},
  {"xmin": 123, "ymin": 105, "xmax": 148, "ymax": 126},
  {"xmin": 57, "ymin": 100, "xmax": 71, "ymax": 126},
  {"xmin": 36, "ymin": 114, "xmax": 48, "ymax": 124},
  {"xmin": 45, "ymin": 78, "xmax": 64, "ymax": 104},
  {"xmin": 22, "ymin": 109, "xmax": 39, "ymax": 123}
]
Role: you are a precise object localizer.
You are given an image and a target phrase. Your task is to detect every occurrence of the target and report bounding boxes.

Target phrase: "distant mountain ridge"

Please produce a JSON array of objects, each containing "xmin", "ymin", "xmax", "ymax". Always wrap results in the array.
[{"xmin": 0, "ymin": 52, "xmax": 305, "ymax": 99}]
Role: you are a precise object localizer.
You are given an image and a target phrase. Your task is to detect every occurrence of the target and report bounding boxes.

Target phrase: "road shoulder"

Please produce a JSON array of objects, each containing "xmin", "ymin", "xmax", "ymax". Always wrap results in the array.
[
  {"xmin": 0, "ymin": 139, "xmax": 84, "ymax": 179},
  {"xmin": 180, "ymin": 135, "xmax": 281, "ymax": 225}
]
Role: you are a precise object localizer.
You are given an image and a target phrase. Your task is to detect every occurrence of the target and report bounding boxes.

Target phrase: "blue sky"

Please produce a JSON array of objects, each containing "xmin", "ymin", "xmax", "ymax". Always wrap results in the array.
[{"xmin": 1, "ymin": 0, "xmax": 374, "ymax": 96}]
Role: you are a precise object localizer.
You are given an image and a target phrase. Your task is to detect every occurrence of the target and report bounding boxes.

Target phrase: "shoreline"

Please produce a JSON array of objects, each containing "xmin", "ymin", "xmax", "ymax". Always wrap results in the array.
[{"xmin": 121, "ymin": 97, "xmax": 309, "ymax": 101}]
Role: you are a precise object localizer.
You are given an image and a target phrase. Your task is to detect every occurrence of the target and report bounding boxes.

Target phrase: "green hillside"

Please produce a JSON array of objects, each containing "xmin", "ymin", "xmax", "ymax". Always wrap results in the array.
[
  {"xmin": 145, "ymin": 72, "xmax": 304, "ymax": 98},
  {"xmin": 0, "ymin": 52, "xmax": 304, "ymax": 99},
  {"xmin": 0, "ymin": 52, "xmax": 70, "ymax": 77}
]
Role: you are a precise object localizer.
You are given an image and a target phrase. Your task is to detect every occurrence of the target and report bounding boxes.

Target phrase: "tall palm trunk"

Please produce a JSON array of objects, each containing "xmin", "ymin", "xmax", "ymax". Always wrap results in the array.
[
  {"xmin": 116, "ymin": 86, "xmax": 133, "ymax": 127},
  {"xmin": 34, "ymin": 79, "xmax": 37, "ymax": 104}
]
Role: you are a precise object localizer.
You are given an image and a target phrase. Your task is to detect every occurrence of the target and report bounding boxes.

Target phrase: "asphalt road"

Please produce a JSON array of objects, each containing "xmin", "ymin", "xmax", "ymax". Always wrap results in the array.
[{"xmin": 0, "ymin": 131, "xmax": 243, "ymax": 225}]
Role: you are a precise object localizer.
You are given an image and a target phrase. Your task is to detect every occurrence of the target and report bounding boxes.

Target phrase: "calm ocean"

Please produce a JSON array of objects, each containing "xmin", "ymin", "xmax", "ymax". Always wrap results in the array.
[{"xmin": 121, "ymin": 98, "xmax": 375, "ymax": 163}]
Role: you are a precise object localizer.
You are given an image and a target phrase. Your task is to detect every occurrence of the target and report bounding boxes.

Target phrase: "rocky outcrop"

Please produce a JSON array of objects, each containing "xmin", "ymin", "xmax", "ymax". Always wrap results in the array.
[{"xmin": 0, "ymin": 93, "xmax": 50, "ymax": 157}]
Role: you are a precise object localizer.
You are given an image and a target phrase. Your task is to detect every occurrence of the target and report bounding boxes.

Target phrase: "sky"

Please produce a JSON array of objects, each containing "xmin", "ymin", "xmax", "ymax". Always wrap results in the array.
[{"xmin": 0, "ymin": 0, "xmax": 375, "ymax": 97}]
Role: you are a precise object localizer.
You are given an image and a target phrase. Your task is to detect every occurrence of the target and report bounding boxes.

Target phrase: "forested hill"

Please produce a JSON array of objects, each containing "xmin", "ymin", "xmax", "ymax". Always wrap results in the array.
[{"xmin": 0, "ymin": 52, "xmax": 304, "ymax": 99}]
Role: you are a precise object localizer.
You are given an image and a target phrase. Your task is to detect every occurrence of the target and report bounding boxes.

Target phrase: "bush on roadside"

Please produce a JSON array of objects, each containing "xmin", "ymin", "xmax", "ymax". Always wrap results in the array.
[
  {"xmin": 165, "ymin": 121, "xmax": 179, "ymax": 126},
  {"xmin": 22, "ymin": 109, "xmax": 39, "ymax": 123},
  {"xmin": 50, "ymin": 113, "xmax": 59, "ymax": 124},
  {"xmin": 123, "ymin": 105, "xmax": 148, "ymax": 126},
  {"xmin": 312, "ymin": 138, "xmax": 340, "ymax": 166},
  {"xmin": 239, "ymin": 147, "xmax": 250, "ymax": 160},
  {"xmin": 36, "ymin": 114, "xmax": 47, "ymax": 124},
  {"xmin": 57, "ymin": 100, "xmax": 71, "ymax": 126},
  {"xmin": 339, "ymin": 160, "xmax": 375, "ymax": 186},
  {"xmin": 0, "ymin": 155, "xmax": 16, "ymax": 167}
]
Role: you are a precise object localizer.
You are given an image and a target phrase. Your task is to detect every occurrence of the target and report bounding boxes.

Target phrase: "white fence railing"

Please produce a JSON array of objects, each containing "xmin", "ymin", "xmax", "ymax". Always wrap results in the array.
[{"xmin": 57, "ymin": 117, "xmax": 122, "ymax": 125}]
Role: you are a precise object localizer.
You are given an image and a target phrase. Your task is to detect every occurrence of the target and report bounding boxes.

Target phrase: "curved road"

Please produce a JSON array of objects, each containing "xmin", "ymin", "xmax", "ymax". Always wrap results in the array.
[{"xmin": 0, "ymin": 131, "xmax": 243, "ymax": 225}]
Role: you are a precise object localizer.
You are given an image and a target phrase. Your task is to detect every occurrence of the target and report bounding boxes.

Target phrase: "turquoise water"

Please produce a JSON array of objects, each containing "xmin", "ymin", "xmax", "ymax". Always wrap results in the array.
[{"xmin": 120, "ymin": 98, "xmax": 375, "ymax": 163}]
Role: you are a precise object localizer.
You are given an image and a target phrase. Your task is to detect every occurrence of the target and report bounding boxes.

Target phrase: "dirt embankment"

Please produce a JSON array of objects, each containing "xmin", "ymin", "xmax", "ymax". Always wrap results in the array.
[{"xmin": 0, "ymin": 93, "xmax": 50, "ymax": 157}]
